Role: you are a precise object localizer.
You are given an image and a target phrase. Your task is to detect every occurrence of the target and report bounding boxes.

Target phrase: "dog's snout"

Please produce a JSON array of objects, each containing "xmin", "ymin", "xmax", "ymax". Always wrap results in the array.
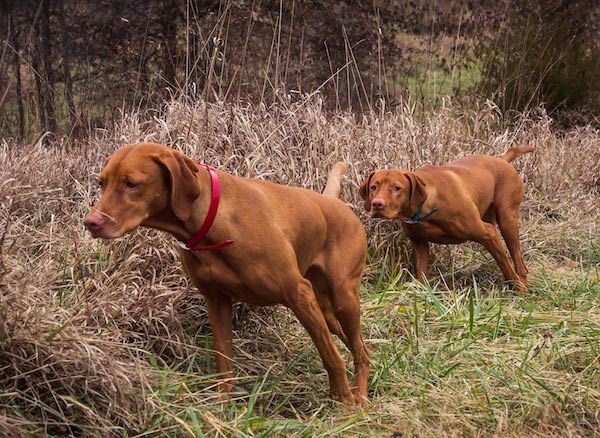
[
  {"xmin": 84, "ymin": 211, "xmax": 104, "ymax": 231},
  {"xmin": 371, "ymin": 198, "xmax": 386, "ymax": 209}
]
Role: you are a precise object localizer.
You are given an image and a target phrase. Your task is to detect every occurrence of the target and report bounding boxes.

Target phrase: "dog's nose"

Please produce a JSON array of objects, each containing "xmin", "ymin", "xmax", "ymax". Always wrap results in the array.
[
  {"xmin": 372, "ymin": 198, "xmax": 385, "ymax": 209},
  {"xmin": 84, "ymin": 212, "xmax": 104, "ymax": 231}
]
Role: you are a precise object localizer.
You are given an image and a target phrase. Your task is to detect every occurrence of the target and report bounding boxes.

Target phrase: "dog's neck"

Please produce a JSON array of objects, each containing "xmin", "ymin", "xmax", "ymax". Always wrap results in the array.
[
  {"xmin": 400, "ymin": 200, "xmax": 425, "ymax": 222},
  {"xmin": 400, "ymin": 187, "xmax": 437, "ymax": 224},
  {"xmin": 142, "ymin": 209, "xmax": 189, "ymax": 241}
]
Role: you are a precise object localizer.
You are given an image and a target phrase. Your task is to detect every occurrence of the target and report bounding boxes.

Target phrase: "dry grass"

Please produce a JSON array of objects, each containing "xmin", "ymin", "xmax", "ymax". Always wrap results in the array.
[{"xmin": 0, "ymin": 97, "xmax": 598, "ymax": 436}]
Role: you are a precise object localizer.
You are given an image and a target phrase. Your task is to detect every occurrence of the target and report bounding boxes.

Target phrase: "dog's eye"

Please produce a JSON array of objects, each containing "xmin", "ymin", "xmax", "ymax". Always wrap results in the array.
[
  {"xmin": 370, "ymin": 185, "xmax": 377, "ymax": 191},
  {"xmin": 125, "ymin": 181, "xmax": 138, "ymax": 189},
  {"xmin": 393, "ymin": 186, "xmax": 401, "ymax": 191},
  {"xmin": 98, "ymin": 180, "xmax": 104, "ymax": 188}
]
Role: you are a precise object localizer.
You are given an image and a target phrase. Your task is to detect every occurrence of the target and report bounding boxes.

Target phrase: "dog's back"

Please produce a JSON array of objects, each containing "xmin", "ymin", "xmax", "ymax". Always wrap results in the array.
[
  {"xmin": 224, "ymin": 163, "xmax": 366, "ymax": 272},
  {"xmin": 439, "ymin": 147, "xmax": 533, "ymax": 198}
]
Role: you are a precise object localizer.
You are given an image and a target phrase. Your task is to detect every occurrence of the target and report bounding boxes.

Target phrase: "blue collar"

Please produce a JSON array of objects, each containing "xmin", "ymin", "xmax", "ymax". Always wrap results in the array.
[{"xmin": 404, "ymin": 204, "xmax": 438, "ymax": 224}]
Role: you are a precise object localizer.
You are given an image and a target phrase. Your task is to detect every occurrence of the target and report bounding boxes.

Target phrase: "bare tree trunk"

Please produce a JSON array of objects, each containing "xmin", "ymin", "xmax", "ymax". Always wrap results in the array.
[
  {"xmin": 161, "ymin": 0, "xmax": 179, "ymax": 90},
  {"xmin": 9, "ymin": 13, "xmax": 25, "ymax": 140},
  {"xmin": 29, "ymin": 1, "xmax": 48, "ymax": 135},
  {"xmin": 40, "ymin": 0, "xmax": 57, "ymax": 134},
  {"xmin": 32, "ymin": 35, "xmax": 47, "ymax": 132},
  {"xmin": 0, "ymin": 12, "xmax": 7, "ymax": 88},
  {"xmin": 57, "ymin": 0, "xmax": 76, "ymax": 127}
]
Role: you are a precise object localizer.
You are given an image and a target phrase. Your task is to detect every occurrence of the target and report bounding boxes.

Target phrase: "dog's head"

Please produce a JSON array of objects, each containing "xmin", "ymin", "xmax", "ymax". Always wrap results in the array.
[
  {"xmin": 84, "ymin": 143, "xmax": 200, "ymax": 239},
  {"xmin": 359, "ymin": 169, "xmax": 427, "ymax": 219}
]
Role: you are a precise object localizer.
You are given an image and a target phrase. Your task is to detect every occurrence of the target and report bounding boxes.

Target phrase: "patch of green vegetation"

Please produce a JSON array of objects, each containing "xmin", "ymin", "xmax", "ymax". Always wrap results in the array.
[
  {"xmin": 407, "ymin": 63, "xmax": 481, "ymax": 105},
  {"xmin": 131, "ymin": 257, "xmax": 598, "ymax": 436}
]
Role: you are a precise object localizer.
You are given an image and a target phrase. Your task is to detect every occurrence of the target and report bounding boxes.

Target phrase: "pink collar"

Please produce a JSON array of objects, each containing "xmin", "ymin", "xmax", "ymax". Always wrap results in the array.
[{"xmin": 184, "ymin": 164, "xmax": 234, "ymax": 251}]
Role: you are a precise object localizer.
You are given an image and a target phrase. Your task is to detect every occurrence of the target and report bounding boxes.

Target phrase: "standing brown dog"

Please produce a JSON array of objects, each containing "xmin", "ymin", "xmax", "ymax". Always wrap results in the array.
[
  {"xmin": 360, "ymin": 147, "xmax": 534, "ymax": 292},
  {"xmin": 84, "ymin": 143, "xmax": 369, "ymax": 405}
]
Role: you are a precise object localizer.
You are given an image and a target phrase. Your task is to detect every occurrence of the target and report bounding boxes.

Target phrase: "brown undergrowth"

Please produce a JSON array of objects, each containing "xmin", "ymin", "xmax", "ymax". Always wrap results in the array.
[{"xmin": 0, "ymin": 98, "xmax": 598, "ymax": 436}]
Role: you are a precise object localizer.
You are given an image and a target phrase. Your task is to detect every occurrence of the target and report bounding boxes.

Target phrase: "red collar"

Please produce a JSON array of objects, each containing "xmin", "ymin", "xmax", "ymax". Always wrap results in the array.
[{"xmin": 184, "ymin": 164, "xmax": 234, "ymax": 251}]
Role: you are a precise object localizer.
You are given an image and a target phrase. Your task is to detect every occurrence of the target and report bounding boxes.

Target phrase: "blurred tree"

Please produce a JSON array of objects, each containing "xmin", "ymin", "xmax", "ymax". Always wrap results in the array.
[
  {"xmin": 0, "ymin": 0, "xmax": 595, "ymax": 140},
  {"xmin": 39, "ymin": 0, "xmax": 58, "ymax": 134},
  {"xmin": 160, "ymin": 0, "xmax": 180, "ymax": 90},
  {"xmin": 476, "ymin": 0, "xmax": 600, "ymax": 114},
  {"xmin": 9, "ymin": 12, "xmax": 25, "ymax": 139},
  {"xmin": 57, "ymin": 0, "xmax": 76, "ymax": 127}
]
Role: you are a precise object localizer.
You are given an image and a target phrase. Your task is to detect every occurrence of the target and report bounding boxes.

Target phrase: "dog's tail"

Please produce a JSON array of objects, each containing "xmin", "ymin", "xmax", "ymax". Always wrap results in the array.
[
  {"xmin": 500, "ymin": 146, "xmax": 535, "ymax": 163},
  {"xmin": 323, "ymin": 162, "xmax": 346, "ymax": 198}
]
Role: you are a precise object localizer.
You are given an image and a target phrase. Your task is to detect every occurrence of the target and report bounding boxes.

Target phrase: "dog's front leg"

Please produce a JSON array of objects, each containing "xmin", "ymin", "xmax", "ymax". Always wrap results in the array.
[
  {"xmin": 204, "ymin": 292, "xmax": 234, "ymax": 394},
  {"xmin": 412, "ymin": 239, "xmax": 430, "ymax": 283}
]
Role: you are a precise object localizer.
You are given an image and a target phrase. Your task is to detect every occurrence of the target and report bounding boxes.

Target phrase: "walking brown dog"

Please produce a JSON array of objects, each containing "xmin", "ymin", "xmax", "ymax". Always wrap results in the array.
[
  {"xmin": 84, "ymin": 142, "xmax": 370, "ymax": 405},
  {"xmin": 360, "ymin": 147, "xmax": 534, "ymax": 292}
]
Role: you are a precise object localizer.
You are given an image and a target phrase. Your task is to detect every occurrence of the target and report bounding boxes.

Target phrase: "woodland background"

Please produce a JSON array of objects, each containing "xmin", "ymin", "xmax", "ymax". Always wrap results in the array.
[{"xmin": 1, "ymin": 0, "xmax": 599, "ymax": 141}]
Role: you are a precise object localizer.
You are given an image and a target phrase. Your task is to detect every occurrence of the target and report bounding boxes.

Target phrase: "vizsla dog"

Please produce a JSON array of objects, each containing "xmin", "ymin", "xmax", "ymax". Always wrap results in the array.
[
  {"xmin": 360, "ymin": 147, "xmax": 534, "ymax": 292},
  {"xmin": 84, "ymin": 142, "xmax": 370, "ymax": 405}
]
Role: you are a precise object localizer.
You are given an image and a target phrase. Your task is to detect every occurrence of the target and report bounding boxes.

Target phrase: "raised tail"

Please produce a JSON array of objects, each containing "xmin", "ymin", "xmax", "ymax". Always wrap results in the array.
[
  {"xmin": 322, "ymin": 162, "xmax": 346, "ymax": 198},
  {"xmin": 500, "ymin": 146, "xmax": 535, "ymax": 163}
]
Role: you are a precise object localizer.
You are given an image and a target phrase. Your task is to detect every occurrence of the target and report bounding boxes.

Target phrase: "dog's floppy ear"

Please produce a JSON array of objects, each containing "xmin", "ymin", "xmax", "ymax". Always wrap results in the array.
[
  {"xmin": 153, "ymin": 150, "xmax": 200, "ymax": 221},
  {"xmin": 405, "ymin": 172, "xmax": 428, "ymax": 215},
  {"xmin": 359, "ymin": 171, "xmax": 376, "ymax": 211},
  {"xmin": 102, "ymin": 155, "xmax": 112, "ymax": 169}
]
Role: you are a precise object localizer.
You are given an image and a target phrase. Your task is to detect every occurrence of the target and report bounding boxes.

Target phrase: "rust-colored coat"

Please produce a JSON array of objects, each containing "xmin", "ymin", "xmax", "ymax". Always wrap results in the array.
[
  {"xmin": 84, "ymin": 143, "xmax": 369, "ymax": 405},
  {"xmin": 360, "ymin": 147, "xmax": 534, "ymax": 292}
]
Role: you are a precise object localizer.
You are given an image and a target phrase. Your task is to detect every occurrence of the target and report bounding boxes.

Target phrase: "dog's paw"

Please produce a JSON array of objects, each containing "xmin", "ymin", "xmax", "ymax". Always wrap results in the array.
[{"xmin": 353, "ymin": 392, "xmax": 369, "ymax": 408}]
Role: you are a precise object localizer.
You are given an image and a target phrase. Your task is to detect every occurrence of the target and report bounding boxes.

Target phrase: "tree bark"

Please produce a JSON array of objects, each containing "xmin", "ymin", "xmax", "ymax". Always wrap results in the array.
[
  {"xmin": 9, "ymin": 12, "xmax": 25, "ymax": 140},
  {"xmin": 40, "ymin": 0, "xmax": 58, "ymax": 134},
  {"xmin": 57, "ymin": 0, "xmax": 76, "ymax": 127},
  {"xmin": 161, "ymin": 0, "xmax": 179, "ymax": 90},
  {"xmin": 32, "ymin": 30, "xmax": 47, "ymax": 132}
]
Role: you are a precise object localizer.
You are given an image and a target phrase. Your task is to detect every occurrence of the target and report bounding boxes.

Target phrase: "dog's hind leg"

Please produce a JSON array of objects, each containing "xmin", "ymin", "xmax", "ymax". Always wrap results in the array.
[
  {"xmin": 308, "ymin": 268, "xmax": 350, "ymax": 346},
  {"xmin": 286, "ymin": 277, "xmax": 354, "ymax": 404},
  {"xmin": 328, "ymin": 277, "xmax": 370, "ymax": 406},
  {"xmin": 471, "ymin": 220, "xmax": 524, "ymax": 293},
  {"xmin": 494, "ymin": 177, "xmax": 528, "ymax": 290},
  {"xmin": 496, "ymin": 206, "xmax": 528, "ymax": 285}
]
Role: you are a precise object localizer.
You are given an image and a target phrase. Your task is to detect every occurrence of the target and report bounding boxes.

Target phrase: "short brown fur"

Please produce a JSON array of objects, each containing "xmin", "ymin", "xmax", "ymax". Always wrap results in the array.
[
  {"xmin": 360, "ymin": 147, "xmax": 534, "ymax": 293},
  {"xmin": 84, "ymin": 143, "xmax": 370, "ymax": 405}
]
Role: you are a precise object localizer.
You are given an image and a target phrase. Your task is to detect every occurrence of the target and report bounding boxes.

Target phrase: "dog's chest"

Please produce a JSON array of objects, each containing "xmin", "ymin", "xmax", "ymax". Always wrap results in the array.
[
  {"xmin": 179, "ymin": 251, "xmax": 284, "ymax": 305},
  {"xmin": 403, "ymin": 222, "xmax": 437, "ymax": 240},
  {"xmin": 403, "ymin": 221, "xmax": 468, "ymax": 244}
]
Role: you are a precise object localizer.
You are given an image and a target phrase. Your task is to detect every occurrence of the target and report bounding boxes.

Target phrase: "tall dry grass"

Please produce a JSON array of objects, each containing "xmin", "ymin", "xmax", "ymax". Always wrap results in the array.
[{"xmin": 0, "ymin": 97, "xmax": 598, "ymax": 436}]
